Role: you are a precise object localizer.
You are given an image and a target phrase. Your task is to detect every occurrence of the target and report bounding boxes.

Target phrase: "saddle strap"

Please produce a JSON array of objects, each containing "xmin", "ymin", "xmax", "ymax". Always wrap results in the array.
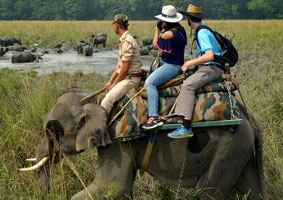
[{"xmin": 141, "ymin": 132, "xmax": 157, "ymax": 170}]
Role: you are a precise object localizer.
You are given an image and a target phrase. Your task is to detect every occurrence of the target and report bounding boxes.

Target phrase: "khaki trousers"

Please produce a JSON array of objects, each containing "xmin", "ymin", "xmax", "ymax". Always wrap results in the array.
[
  {"xmin": 101, "ymin": 77, "xmax": 140, "ymax": 113},
  {"xmin": 175, "ymin": 65, "xmax": 222, "ymax": 120}
]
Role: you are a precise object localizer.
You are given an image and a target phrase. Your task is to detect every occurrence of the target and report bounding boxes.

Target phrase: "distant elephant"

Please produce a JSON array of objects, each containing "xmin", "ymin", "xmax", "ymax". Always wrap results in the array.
[
  {"xmin": 142, "ymin": 38, "xmax": 153, "ymax": 46},
  {"xmin": 20, "ymin": 88, "xmax": 268, "ymax": 200},
  {"xmin": 7, "ymin": 46, "xmax": 26, "ymax": 52},
  {"xmin": 0, "ymin": 36, "xmax": 22, "ymax": 47},
  {"xmin": 150, "ymin": 49, "xmax": 159, "ymax": 57},
  {"xmin": 0, "ymin": 47, "xmax": 8, "ymax": 56},
  {"xmin": 54, "ymin": 41, "xmax": 67, "ymax": 53},
  {"xmin": 140, "ymin": 46, "xmax": 153, "ymax": 55},
  {"xmin": 12, "ymin": 51, "xmax": 42, "ymax": 63},
  {"xmin": 133, "ymin": 34, "xmax": 138, "ymax": 40},
  {"xmin": 54, "ymin": 41, "xmax": 65, "ymax": 49},
  {"xmin": 76, "ymin": 40, "xmax": 93, "ymax": 56},
  {"xmin": 82, "ymin": 45, "xmax": 93, "ymax": 56},
  {"xmin": 89, "ymin": 33, "xmax": 107, "ymax": 48},
  {"xmin": 76, "ymin": 40, "xmax": 87, "ymax": 54}
]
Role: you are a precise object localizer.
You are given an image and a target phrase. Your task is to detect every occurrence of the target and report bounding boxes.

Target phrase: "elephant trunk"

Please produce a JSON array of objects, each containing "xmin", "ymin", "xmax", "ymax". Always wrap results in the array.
[
  {"xmin": 36, "ymin": 158, "xmax": 51, "ymax": 195},
  {"xmin": 35, "ymin": 131, "xmax": 59, "ymax": 194}
]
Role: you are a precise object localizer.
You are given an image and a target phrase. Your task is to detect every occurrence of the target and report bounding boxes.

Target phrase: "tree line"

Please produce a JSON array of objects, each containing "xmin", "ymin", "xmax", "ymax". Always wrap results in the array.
[{"xmin": 0, "ymin": 0, "xmax": 282, "ymax": 20}]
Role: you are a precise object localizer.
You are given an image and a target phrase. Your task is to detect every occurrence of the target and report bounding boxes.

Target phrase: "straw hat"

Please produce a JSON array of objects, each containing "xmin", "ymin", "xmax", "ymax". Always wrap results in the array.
[
  {"xmin": 155, "ymin": 5, "xmax": 183, "ymax": 23},
  {"xmin": 180, "ymin": 4, "xmax": 207, "ymax": 18}
]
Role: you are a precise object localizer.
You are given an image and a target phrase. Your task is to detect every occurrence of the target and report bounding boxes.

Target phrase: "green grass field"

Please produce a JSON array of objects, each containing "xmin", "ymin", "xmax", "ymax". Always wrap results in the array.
[{"xmin": 0, "ymin": 20, "xmax": 282, "ymax": 199}]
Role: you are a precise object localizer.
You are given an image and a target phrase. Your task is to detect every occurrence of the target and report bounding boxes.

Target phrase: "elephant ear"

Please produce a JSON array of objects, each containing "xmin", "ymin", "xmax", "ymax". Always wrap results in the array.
[{"xmin": 75, "ymin": 103, "xmax": 111, "ymax": 151}]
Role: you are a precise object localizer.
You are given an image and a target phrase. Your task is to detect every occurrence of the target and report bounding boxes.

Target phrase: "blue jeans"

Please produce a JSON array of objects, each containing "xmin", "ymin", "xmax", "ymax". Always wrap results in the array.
[{"xmin": 145, "ymin": 62, "xmax": 182, "ymax": 117}]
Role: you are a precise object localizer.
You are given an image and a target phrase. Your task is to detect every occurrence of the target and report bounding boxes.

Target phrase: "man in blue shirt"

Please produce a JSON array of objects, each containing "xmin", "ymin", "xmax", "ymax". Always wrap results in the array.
[{"xmin": 168, "ymin": 4, "xmax": 223, "ymax": 139}]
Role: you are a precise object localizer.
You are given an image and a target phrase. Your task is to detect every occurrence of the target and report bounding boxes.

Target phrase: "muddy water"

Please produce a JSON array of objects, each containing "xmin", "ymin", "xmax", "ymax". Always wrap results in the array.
[{"xmin": 0, "ymin": 50, "xmax": 153, "ymax": 75}]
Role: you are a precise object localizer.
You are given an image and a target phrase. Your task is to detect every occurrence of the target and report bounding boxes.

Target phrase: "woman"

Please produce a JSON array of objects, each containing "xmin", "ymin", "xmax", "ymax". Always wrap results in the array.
[{"xmin": 143, "ymin": 5, "xmax": 187, "ymax": 130}]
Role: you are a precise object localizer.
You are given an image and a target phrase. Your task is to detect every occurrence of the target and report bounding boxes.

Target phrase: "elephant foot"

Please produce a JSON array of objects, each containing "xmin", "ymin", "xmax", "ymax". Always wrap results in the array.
[{"xmin": 71, "ymin": 182, "xmax": 96, "ymax": 200}]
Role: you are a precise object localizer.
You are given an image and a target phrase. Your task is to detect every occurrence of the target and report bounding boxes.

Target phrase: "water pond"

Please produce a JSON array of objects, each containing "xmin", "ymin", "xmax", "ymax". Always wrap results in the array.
[{"xmin": 0, "ymin": 50, "xmax": 153, "ymax": 75}]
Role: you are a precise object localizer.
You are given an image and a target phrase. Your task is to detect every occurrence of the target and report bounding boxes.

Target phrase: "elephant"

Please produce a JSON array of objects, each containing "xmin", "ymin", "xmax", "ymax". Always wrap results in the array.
[
  {"xmin": 76, "ymin": 40, "xmax": 93, "ymax": 56},
  {"xmin": 89, "ymin": 33, "xmax": 107, "ymax": 48},
  {"xmin": 7, "ymin": 46, "xmax": 26, "ymax": 52},
  {"xmin": 150, "ymin": 49, "xmax": 159, "ymax": 57},
  {"xmin": 11, "ymin": 51, "xmax": 42, "ymax": 63},
  {"xmin": 54, "ymin": 41, "xmax": 68, "ymax": 53},
  {"xmin": 82, "ymin": 45, "xmax": 93, "ymax": 56},
  {"xmin": 142, "ymin": 38, "xmax": 153, "ymax": 46},
  {"xmin": 54, "ymin": 41, "xmax": 65, "ymax": 49},
  {"xmin": 21, "ymin": 88, "xmax": 267, "ymax": 200},
  {"xmin": 140, "ymin": 45, "xmax": 153, "ymax": 55},
  {"xmin": 0, "ymin": 36, "xmax": 22, "ymax": 47},
  {"xmin": 0, "ymin": 47, "xmax": 8, "ymax": 56},
  {"xmin": 132, "ymin": 34, "xmax": 139, "ymax": 40}
]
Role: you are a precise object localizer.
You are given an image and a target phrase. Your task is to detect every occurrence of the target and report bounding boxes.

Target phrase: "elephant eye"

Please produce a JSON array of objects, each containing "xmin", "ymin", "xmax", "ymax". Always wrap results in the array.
[{"xmin": 76, "ymin": 115, "xmax": 90, "ymax": 131}]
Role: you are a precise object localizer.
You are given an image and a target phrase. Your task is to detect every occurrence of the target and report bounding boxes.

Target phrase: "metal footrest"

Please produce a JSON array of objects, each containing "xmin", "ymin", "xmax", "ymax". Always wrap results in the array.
[{"xmin": 143, "ymin": 119, "xmax": 243, "ymax": 131}]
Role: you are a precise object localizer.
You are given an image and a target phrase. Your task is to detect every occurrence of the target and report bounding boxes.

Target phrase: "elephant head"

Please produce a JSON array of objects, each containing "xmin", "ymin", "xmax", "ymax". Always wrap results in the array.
[{"xmin": 20, "ymin": 88, "xmax": 111, "ymax": 192}]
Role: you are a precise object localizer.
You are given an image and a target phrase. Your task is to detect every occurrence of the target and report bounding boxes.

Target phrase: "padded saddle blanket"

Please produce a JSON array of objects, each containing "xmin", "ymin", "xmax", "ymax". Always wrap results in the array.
[{"xmin": 108, "ymin": 76, "xmax": 240, "ymax": 142}]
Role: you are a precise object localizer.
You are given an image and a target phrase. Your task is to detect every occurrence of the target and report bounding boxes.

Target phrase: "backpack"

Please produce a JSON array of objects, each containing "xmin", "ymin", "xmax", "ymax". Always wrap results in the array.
[{"xmin": 195, "ymin": 25, "xmax": 238, "ymax": 67}]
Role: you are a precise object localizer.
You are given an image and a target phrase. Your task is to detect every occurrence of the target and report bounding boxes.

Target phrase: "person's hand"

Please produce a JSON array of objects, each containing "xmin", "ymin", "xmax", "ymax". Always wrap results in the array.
[
  {"xmin": 155, "ymin": 25, "xmax": 160, "ymax": 33},
  {"xmin": 104, "ymin": 81, "xmax": 112, "ymax": 90},
  {"xmin": 156, "ymin": 20, "xmax": 163, "ymax": 32},
  {"xmin": 108, "ymin": 83, "xmax": 115, "ymax": 91},
  {"xmin": 181, "ymin": 61, "xmax": 192, "ymax": 74}
]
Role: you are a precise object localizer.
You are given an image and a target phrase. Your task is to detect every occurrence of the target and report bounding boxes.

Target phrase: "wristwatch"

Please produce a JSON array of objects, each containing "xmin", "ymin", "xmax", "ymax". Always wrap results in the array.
[{"xmin": 110, "ymin": 80, "xmax": 114, "ymax": 84}]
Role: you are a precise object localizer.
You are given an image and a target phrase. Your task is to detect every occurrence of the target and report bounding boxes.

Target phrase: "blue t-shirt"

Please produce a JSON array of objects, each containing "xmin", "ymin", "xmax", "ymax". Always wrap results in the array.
[
  {"xmin": 156, "ymin": 26, "xmax": 187, "ymax": 66},
  {"xmin": 194, "ymin": 23, "xmax": 221, "ymax": 65}
]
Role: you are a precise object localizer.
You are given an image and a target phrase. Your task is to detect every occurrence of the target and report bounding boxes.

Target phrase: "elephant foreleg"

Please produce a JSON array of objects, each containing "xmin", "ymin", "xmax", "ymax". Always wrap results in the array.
[{"xmin": 71, "ymin": 143, "xmax": 137, "ymax": 200}]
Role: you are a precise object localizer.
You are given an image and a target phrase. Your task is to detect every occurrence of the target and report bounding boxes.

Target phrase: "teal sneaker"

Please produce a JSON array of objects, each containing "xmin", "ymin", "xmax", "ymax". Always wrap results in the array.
[{"xmin": 167, "ymin": 125, "xmax": 194, "ymax": 139}]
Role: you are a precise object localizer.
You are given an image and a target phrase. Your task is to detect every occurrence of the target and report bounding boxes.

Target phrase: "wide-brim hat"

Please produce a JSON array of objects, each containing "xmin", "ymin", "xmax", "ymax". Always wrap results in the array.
[
  {"xmin": 155, "ymin": 5, "xmax": 183, "ymax": 23},
  {"xmin": 180, "ymin": 4, "xmax": 207, "ymax": 19}
]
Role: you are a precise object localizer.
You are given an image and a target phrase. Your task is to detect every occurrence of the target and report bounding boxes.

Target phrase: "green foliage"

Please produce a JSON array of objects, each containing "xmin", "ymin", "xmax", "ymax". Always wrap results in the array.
[
  {"xmin": 64, "ymin": 0, "xmax": 86, "ymax": 20},
  {"xmin": 102, "ymin": 183, "xmax": 117, "ymax": 199},
  {"xmin": 0, "ymin": 0, "xmax": 282, "ymax": 20},
  {"xmin": 248, "ymin": 0, "xmax": 283, "ymax": 19}
]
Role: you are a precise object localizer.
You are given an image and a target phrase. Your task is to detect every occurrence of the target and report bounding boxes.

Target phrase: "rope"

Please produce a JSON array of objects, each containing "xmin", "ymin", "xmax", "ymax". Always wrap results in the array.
[
  {"xmin": 161, "ymin": 82, "xmax": 182, "ymax": 121},
  {"xmin": 107, "ymin": 73, "xmax": 185, "ymax": 126},
  {"xmin": 169, "ymin": 84, "xmax": 182, "ymax": 115},
  {"xmin": 128, "ymin": 141, "xmax": 138, "ymax": 171},
  {"xmin": 157, "ymin": 74, "xmax": 185, "ymax": 89},
  {"xmin": 175, "ymin": 157, "xmax": 186, "ymax": 200},
  {"xmin": 79, "ymin": 88, "xmax": 106, "ymax": 103},
  {"xmin": 108, "ymin": 87, "xmax": 145, "ymax": 126},
  {"xmin": 159, "ymin": 97, "xmax": 177, "ymax": 117},
  {"xmin": 223, "ymin": 73, "xmax": 256, "ymax": 130},
  {"xmin": 236, "ymin": 86, "xmax": 256, "ymax": 131},
  {"xmin": 224, "ymin": 80, "xmax": 235, "ymax": 119}
]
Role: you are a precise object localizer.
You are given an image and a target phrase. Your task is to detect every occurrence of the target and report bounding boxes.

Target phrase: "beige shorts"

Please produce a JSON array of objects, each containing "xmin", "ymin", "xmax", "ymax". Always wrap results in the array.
[{"xmin": 101, "ymin": 77, "xmax": 140, "ymax": 113}]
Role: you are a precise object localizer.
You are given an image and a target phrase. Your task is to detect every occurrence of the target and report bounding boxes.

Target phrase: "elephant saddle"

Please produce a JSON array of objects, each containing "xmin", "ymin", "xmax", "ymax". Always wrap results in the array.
[{"xmin": 108, "ymin": 74, "xmax": 240, "ymax": 142}]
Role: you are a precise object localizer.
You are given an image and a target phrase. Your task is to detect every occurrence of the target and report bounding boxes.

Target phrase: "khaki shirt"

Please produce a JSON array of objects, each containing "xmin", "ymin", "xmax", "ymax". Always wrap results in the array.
[{"xmin": 117, "ymin": 31, "xmax": 142, "ymax": 75}]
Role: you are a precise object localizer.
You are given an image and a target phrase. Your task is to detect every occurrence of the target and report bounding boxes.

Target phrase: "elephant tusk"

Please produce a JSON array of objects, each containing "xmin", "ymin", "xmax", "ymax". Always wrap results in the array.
[
  {"xmin": 26, "ymin": 158, "xmax": 37, "ymax": 162},
  {"xmin": 19, "ymin": 156, "xmax": 49, "ymax": 172}
]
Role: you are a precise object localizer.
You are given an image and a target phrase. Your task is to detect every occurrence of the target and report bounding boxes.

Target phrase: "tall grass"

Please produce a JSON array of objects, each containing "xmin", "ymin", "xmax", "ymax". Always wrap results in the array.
[
  {"xmin": 0, "ymin": 20, "xmax": 281, "ymax": 50},
  {"xmin": 0, "ymin": 20, "xmax": 282, "ymax": 199}
]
